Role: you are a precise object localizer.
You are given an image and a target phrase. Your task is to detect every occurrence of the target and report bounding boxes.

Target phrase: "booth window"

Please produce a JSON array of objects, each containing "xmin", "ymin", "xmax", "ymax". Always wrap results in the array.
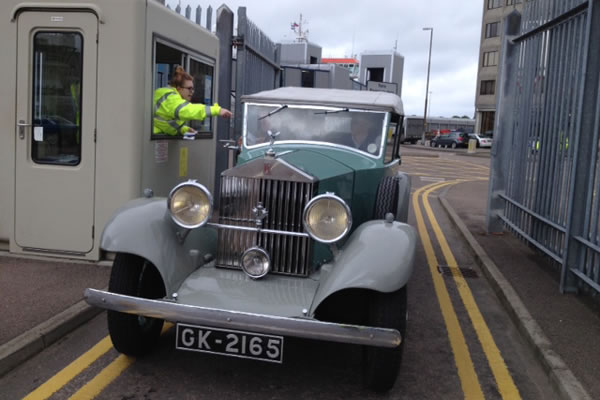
[
  {"xmin": 153, "ymin": 39, "xmax": 215, "ymax": 140},
  {"xmin": 31, "ymin": 31, "xmax": 83, "ymax": 166}
]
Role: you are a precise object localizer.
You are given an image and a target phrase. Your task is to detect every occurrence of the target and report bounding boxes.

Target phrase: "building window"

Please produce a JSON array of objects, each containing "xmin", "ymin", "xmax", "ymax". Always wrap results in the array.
[
  {"xmin": 483, "ymin": 51, "xmax": 499, "ymax": 67},
  {"xmin": 32, "ymin": 31, "xmax": 83, "ymax": 166},
  {"xmin": 481, "ymin": 111, "xmax": 495, "ymax": 134},
  {"xmin": 480, "ymin": 80, "xmax": 496, "ymax": 95},
  {"xmin": 488, "ymin": 0, "xmax": 503, "ymax": 9},
  {"xmin": 367, "ymin": 67, "xmax": 384, "ymax": 82},
  {"xmin": 507, "ymin": 0, "xmax": 515, "ymax": 5},
  {"xmin": 485, "ymin": 22, "xmax": 500, "ymax": 38},
  {"xmin": 153, "ymin": 39, "xmax": 215, "ymax": 140},
  {"xmin": 301, "ymin": 70, "xmax": 315, "ymax": 87}
]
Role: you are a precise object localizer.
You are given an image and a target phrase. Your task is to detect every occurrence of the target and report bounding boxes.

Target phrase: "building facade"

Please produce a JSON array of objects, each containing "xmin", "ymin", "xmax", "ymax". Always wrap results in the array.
[
  {"xmin": 475, "ymin": 0, "xmax": 525, "ymax": 134},
  {"xmin": 358, "ymin": 51, "xmax": 404, "ymax": 97}
]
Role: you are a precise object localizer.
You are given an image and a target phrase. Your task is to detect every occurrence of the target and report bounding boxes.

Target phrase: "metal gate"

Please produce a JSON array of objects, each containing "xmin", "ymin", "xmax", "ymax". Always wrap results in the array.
[
  {"xmin": 488, "ymin": 0, "xmax": 600, "ymax": 294},
  {"xmin": 214, "ymin": 6, "xmax": 280, "ymax": 203}
]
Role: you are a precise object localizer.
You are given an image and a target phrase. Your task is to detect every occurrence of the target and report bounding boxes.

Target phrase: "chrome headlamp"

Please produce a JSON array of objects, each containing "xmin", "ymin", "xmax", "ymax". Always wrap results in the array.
[
  {"xmin": 303, "ymin": 193, "xmax": 352, "ymax": 243},
  {"xmin": 241, "ymin": 247, "xmax": 271, "ymax": 279},
  {"xmin": 168, "ymin": 181, "xmax": 213, "ymax": 229}
]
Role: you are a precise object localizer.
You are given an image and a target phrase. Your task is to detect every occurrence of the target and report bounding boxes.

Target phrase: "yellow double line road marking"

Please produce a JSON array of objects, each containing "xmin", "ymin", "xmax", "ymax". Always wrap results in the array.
[
  {"xmin": 24, "ymin": 323, "xmax": 172, "ymax": 399},
  {"xmin": 413, "ymin": 180, "xmax": 520, "ymax": 399}
]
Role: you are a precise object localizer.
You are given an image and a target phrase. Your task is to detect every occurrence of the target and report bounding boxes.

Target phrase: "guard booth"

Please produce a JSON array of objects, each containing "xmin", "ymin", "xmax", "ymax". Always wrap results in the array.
[{"xmin": 0, "ymin": 0, "xmax": 222, "ymax": 261}]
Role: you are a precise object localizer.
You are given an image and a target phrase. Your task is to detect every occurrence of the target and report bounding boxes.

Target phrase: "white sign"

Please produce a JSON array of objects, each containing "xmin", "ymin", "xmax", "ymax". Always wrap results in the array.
[
  {"xmin": 34, "ymin": 126, "xmax": 44, "ymax": 142},
  {"xmin": 367, "ymin": 80, "xmax": 398, "ymax": 94},
  {"xmin": 154, "ymin": 141, "xmax": 168, "ymax": 163}
]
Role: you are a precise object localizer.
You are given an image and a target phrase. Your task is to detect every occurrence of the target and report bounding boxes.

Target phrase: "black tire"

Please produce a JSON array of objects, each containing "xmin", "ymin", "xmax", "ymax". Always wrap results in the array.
[
  {"xmin": 363, "ymin": 287, "xmax": 408, "ymax": 392},
  {"xmin": 451, "ymin": 141, "xmax": 457, "ymax": 149},
  {"xmin": 107, "ymin": 253, "xmax": 166, "ymax": 356},
  {"xmin": 373, "ymin": 176, "xmax": 399, "ymax": 219}
]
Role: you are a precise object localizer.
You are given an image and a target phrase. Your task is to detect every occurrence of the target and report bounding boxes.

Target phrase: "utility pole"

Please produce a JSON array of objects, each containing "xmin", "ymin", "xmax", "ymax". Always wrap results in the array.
[{"xmin": 422, "ymin": 27, "xmax": 433, "ymax": 144}]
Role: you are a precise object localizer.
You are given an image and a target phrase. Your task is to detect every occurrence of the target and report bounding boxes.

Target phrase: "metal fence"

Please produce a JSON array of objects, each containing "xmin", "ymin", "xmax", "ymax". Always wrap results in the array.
[
  {"xmin": 213, "ymin": 6, "xmax": 281, "ymax": 204},
  {"xmin": 488, "ymin": 0, "xmax": 600, "ymax": 294},
  {"xmin": 232, "ymin": 7, "xmax": 280, "ymax": 140}
]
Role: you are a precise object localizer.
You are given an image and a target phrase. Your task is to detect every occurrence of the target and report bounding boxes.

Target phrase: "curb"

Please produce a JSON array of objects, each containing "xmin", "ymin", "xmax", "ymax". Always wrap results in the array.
[
  {"xmin": 438, "ymin": 196, "xmax": 591, "ymax": 400},
  {"xmin": 0, "ymin": 298, "xmax": 102, "ymax": 377}
]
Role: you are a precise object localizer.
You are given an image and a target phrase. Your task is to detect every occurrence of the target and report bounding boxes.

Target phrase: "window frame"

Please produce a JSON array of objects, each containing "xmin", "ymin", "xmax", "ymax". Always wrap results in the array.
[
  {"xmin": 487, "ymin": 0, "xmax": 503, "ymax": 9},
  {"xmin": 480, "ymin": 80, "xmax": 496, "ymax": 95},
  {"xmin": 482, "ymin": 50, "xmax": 499, "ymax": 67},
  {"xmin": 31, "ymin": 30, "xmax": 84, "ymax": 166},
  {"xmin": 151, "ymin": 35, "xmax": 216, "ymax": 141},
  {"xmin": 485, "ymin": 22, "xmax": 500, "ymax": 38}
]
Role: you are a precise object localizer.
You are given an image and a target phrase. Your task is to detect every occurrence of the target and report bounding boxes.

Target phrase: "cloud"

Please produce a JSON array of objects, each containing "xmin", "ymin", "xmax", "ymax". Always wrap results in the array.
[{"xmin": 167, "ymin": 0, "xmax": 483, "ymax": 117}]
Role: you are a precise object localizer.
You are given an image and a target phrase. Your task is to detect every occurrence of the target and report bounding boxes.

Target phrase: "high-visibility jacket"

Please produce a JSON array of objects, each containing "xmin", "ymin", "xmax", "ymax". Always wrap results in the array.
[{"xmin": 153, "ymin": 86, "xmax": 222, "ymax": 135}]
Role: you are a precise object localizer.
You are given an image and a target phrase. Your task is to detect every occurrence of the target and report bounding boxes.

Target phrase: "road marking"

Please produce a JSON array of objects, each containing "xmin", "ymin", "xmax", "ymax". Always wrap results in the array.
[
  {"xmin": 68, "ymin": 323, "xmax": 173, "ymax": 399},
  {"xmin": 69, "ymin": 354, "xmax": 135, "ymax": 400},
  {"xmin": 23, "ymin": 336, "xmax": 113, "ymax": 400},
  {"xmin": 422, "ymin": 184, "xmax": 521, "ymax": 400},
  {"xmin": 413, "ymin": 181, "xmax": 485, "ymax": 399},
  {"xmin": 420, "ymin": 176, "xmax": 446, "ymax": 182}
]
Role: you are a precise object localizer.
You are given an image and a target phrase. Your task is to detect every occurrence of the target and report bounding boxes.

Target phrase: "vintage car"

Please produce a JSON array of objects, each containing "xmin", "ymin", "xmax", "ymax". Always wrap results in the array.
[{"xmin": 85, "ymin": 87, "xmax": 416, "ymax": 392}]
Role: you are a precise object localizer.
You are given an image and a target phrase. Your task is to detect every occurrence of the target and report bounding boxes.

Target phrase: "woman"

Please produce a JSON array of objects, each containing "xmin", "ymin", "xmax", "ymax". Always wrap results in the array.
[{"xmin": 153, "ymin": 66, "xmax": 232, "ymax": 136}]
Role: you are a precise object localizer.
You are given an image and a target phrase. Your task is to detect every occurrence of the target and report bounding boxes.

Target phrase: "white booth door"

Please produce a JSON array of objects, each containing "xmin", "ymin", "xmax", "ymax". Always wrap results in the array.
[{"xmin": 15, "ymin": 11, "xmax": 98, "ymax": 255}]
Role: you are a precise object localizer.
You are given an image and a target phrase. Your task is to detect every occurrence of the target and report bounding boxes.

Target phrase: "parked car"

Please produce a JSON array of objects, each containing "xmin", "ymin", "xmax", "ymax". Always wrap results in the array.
[
  {"xmin": 468, "ymin": 133, "xmax": 493, "ymax": 148},
  {"xmin": 85, "ymin": 87, "xmax": 416, "ymax": 392},
  {"xmin": 430, "ymin": 131, "xmax": 470, "ymax": 148}
]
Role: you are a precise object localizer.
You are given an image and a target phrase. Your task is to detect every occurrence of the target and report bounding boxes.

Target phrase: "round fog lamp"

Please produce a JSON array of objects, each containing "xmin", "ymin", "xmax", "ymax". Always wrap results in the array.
[
  {"xmin": 168, "ymin": 181, "xmax": 213, "ymax": 228},
  {"xmin": 303, "ymin": 193, "xmax": 352, "ymax": 243},
  {"xmin": 241, "ymin": 247, "xmax": 271, "ymax": 279}
]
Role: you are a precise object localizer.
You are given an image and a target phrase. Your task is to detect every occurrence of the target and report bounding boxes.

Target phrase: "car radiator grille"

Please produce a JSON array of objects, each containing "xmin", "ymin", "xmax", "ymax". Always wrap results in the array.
[{"xmin": 216, "ymin": 176, "xmax": 315, "ymax": 277}]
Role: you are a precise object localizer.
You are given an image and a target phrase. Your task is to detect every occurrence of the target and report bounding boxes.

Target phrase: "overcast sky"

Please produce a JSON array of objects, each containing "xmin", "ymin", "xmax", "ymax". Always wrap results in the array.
[{"xmin": 166, "ymin": 0, "xmax": 484, "ymax": 118}]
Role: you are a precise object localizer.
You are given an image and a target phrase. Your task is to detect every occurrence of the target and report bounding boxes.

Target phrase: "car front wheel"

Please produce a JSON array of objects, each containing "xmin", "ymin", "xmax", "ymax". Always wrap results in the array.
[
  {"xmin": 363, "ymin": 286, "xmax": 408, "ymax": 392},
  {"xmin": 107, "ymin": 253, "xmax": 166, "ymax": 356}
]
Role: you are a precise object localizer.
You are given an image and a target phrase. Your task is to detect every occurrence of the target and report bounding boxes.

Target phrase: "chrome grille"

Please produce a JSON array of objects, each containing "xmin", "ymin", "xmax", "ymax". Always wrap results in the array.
[{"xmin": 217, "ymin": 176, "xmax": 315, "ymax": 276}]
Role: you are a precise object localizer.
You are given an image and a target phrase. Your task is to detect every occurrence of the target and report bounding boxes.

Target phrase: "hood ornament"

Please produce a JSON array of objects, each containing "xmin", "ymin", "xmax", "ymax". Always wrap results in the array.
[
  {"xmin": 252, "ymin": 202, "xmax": 269, "ymax": 228},
  {"xmin": 266, "ymin": 130, "xmax": 280, "ymax": 157}
]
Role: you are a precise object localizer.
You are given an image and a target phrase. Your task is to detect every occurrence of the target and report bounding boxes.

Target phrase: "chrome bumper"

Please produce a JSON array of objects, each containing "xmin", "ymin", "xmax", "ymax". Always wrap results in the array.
[{"xmin": 84, "ymin": 288, "xmax": 401, "ymax": 348}]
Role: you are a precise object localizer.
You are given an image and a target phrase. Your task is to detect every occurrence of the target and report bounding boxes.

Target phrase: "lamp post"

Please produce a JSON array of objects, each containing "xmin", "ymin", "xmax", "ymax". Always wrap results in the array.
[{"xmin": 422, "ymin": 27, "xmax": 433, "ymax": 144}]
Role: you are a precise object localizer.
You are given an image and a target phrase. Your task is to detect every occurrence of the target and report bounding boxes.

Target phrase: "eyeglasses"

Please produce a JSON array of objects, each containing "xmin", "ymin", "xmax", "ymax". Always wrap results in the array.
[{"xmin": 182, "ymin": 86, "xmax": 195, "ymax": 92}]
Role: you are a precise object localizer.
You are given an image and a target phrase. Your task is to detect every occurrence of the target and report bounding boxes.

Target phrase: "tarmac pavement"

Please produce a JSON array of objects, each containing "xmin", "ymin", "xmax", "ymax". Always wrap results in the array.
[{"xmin": 0, "ymin": 159, "xmax": 598, "ymax": 399}]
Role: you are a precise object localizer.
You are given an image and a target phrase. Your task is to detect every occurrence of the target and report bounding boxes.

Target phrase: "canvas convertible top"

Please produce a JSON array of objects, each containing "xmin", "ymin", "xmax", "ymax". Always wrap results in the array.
[{"xmin": 242, "ymin": 87, "xmax": 404, "ymax": 115}]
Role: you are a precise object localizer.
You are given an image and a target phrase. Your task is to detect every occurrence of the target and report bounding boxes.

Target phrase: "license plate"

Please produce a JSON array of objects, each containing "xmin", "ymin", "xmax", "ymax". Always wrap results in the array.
[{"xmin": 175, "ymin": 323, "xmax": 284, "ymax": 363}]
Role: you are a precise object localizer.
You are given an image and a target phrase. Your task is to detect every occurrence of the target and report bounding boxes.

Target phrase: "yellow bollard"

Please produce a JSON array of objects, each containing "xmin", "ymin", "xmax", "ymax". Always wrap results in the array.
[{"xmin": 468, "ymin": 139, "xmax": 477, "ymax": 154}]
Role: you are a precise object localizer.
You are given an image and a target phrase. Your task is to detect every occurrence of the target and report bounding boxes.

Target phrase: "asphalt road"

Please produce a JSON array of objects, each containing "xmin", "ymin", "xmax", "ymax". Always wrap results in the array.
[{"xmin": 0, "ymin": 146, "xmax": 559, "ymax": 399}]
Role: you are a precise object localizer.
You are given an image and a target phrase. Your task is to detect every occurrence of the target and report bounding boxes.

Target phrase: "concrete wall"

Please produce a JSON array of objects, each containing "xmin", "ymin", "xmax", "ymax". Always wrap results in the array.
[
  {"xmin": 359, "ymin": 52, "xmax": 404, "ymax": 96},
  {"xmin": 279, "ymin": 41, "xmax": 322, "ymax": 64}
]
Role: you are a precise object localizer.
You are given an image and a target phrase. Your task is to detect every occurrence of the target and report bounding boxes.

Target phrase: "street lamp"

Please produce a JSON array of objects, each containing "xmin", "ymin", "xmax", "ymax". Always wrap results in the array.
[
  {"xmin": 428, "ymin": 91, "xmax": 432, "ymax": 117},
  {"xmin": 422, "ymin": 27, "xmax": 433, "ymax": 144}
]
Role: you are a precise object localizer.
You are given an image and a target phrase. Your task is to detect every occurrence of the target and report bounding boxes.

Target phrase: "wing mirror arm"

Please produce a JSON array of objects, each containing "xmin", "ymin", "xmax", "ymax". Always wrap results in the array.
[{"xmin": 219, "ymin": 139, "xmax": 240, "ymax": 151}]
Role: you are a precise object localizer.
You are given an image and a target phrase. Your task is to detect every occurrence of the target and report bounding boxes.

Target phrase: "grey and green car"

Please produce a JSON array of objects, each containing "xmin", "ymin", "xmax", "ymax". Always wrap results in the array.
[{"xmin": 86, "ymin": 87, "xmax": 416, "ymax": 392}]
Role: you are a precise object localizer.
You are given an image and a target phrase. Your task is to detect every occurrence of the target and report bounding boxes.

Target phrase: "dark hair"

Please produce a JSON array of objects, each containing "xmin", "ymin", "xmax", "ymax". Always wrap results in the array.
[{"xmin": 169, "ymin": 66, "xmax": 193, "ymax": 88}]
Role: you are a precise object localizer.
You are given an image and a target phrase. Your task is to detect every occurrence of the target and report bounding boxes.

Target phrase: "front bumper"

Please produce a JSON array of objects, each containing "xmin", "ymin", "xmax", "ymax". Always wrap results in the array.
[{"xmin": 84, "ymin": 288, "xmax": 401, "ymax": 348}]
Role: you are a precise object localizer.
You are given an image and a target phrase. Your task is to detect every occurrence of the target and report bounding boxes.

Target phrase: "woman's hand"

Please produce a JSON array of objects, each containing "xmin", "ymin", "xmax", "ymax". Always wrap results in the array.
[{"xmin": 219, "ymin": 108, "xmax": 233, "ymax": 119}]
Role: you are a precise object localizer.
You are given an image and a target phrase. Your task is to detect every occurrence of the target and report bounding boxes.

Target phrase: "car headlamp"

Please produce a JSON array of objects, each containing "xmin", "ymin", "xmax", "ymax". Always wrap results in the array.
[
  {"xmin": 303, "ymin": 193, "xmax": 352, "ymax": 243},
  {"xmin": 168, "ymin": 181, "xmax": 213, "ymax": 228},
  {"xmin": 241, "ymin": 247, "xmax": 271, "ymax": 279}
]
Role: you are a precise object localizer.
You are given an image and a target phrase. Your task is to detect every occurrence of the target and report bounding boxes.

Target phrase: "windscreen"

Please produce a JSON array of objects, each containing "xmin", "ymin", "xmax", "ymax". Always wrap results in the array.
[{"xmin": 245, "ymin": 104, "xmax": 387, "ymax": 157}]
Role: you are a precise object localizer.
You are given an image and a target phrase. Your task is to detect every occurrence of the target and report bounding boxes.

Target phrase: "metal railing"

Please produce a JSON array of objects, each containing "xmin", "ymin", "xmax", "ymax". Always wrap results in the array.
[{"xmin": 488, "ymin": 0, "xmax": 600, "ymax": 294}]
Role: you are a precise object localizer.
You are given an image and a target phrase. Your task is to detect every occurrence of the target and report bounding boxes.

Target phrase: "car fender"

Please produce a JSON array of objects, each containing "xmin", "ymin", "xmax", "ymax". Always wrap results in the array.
[
  {"xmin": 101, "ymin": 198, "xmax": 217, "ymax": 295},
  {"xmin": 395, "ymin": 171, "xmax": 411, "ymax": 223},
  {"xmin": 311, "ymin": 220, "xmax": 416, "ymax": 313}
]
